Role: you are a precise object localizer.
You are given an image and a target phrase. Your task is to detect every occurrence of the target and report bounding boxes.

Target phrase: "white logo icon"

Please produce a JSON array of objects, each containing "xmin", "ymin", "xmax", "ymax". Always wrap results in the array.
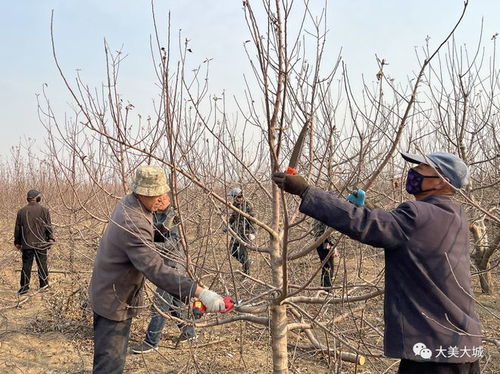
[{"xmin": 413, "ymin": 342, "xmax": 432, "ymax": 359}]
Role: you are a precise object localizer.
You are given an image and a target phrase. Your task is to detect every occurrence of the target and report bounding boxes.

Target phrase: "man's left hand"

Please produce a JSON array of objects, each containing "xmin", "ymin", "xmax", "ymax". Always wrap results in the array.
[{"xmin": 347, "ymin": 189, "xmax": 366, "ymax": 207}]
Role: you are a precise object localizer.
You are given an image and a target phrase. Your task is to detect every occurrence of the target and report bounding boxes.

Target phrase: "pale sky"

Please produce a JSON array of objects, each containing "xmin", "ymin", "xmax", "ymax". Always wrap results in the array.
[{"xmin": 0, "ymin": 0, "xmax": 498, "ymax": 157}]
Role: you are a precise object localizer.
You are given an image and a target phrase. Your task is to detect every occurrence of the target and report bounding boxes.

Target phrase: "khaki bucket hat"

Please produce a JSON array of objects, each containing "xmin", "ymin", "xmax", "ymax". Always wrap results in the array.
[{"xmin": 132, "ymin": 165, "xmax": 170, "ymax": 196}]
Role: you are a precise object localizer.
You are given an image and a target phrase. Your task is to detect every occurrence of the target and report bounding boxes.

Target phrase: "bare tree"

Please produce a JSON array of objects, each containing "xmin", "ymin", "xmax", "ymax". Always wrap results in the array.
[{"xmin": 39, "ymin": 0, "xmax": 500, "ymax": 373}]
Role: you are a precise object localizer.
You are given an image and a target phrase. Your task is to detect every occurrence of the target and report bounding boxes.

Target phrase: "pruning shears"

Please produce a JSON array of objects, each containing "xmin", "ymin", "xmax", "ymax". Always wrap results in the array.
[
  {"xmin": 284, "ymin": 119, "xmax": 367, "ymax": 208},
  {"xmin": 192, "ymin": 296, "xmax": 235, "ymax": 319},
  {"xmin": 285, "ymin": 119, "xmax": 311, "ymax": 175}
]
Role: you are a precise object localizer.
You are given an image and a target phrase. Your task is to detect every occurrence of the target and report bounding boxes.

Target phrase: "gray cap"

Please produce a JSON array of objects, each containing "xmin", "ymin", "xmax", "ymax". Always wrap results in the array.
[
  {"xmin": 132, "ymin": 166, "xmax": 170, "ymax": 196},
  {"xmin": 27, "ymin": 189, "xmax": 41, "ymax": 199},
  {"xmin": 401, "ymin": 151, "xmax": 469, "ymax": 188},
  {"xmin": 227, "ymin": 187, "xmax": 243, "ymax": 197}
]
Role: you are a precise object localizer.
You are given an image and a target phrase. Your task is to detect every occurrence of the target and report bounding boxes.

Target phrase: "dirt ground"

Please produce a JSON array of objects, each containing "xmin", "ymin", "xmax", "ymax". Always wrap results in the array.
[{"xmin": 0, "ymin": 238, "xmax": 498, "ymax": 373}]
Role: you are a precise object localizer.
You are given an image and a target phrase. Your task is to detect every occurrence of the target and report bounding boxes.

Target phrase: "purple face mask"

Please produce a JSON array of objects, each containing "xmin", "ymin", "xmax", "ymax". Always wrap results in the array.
[{"xmin": 405, "ymin": 168, "xmax": 441, "ymax": 195}]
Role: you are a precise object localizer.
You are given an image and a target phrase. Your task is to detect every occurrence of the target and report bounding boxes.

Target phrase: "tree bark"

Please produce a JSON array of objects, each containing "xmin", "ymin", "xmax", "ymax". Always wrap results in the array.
[
  {"xmin": 470, "ymin": 221, "xmax": 496, "ymax": 294},
  {"xmin": 270, "ymin": 303, "xmax": 288, "ymax": 373}
]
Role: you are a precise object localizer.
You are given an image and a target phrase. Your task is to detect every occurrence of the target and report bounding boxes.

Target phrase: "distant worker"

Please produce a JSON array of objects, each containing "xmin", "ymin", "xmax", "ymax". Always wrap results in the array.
[
  {"xmin": 132, "ymin": 205, "xmax": 197, "ymax": 354},
  {"xmin": 14, "ymin": 189, "xmax": 55, "ymax": 294},
  {"xmin": 89, "ymin": 166, "xmax": 226, "ymax": 373},
  {"xmin": 311, "ymin": 189, "xmax": 365, "ymax": 288},
  {"xmin": 226, "ymin": 187, "xmax": 256, "ymax": 275},
  {"xmin": 273, "ymin": 152, "xmax": 482, "ymax": 373},
  {"xmin": 311, "ymin": 219, "xmax": 339, "ymax": 288}
]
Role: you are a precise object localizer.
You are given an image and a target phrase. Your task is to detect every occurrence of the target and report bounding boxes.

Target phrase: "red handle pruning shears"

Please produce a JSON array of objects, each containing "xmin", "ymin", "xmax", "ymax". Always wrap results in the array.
[{"xmin": 192, "ymin": 296, "xmax": 235, "ymax": 319}]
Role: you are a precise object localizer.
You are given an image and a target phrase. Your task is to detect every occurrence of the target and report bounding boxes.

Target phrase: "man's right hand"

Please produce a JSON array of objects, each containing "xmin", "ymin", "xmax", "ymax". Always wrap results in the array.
[
  {"xmin": 199, "ymin": 289, "xmax": 226, "ymax": 313},
  {"xmin": 15, "ymin": 244, "xmax": 22, "ymax": 250},
  {"xmin": 272, "ymin": 172, "xmax": 309, "ymax": 197}
]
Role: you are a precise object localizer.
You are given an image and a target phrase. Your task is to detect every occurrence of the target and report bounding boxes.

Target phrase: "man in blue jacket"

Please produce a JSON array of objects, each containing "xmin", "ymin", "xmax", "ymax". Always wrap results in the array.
[{"xmin": 273, "ymin": 152, "xmax": 482, "ymax": 374}]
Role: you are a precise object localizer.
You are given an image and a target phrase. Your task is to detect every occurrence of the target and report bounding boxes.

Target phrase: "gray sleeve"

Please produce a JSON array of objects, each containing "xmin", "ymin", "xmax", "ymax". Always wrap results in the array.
[{"xmin": 300, "ymin": 187, "xmax": 417, "ymax": 249}]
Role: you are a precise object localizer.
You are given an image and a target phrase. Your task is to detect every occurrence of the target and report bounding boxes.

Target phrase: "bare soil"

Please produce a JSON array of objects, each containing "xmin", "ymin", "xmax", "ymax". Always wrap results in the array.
[{"xmin": 0, "ymin": 234, "xmax": 498, "ymax": 373}]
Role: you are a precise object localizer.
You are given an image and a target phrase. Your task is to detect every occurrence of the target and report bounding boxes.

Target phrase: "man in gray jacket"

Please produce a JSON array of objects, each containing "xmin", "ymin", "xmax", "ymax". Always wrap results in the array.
[
  {"xmin": 273, "ymin": 152, "xmax": 482, "ymax": 374},
  {"xmin": 89, "ymin": 166, "xmax": 225, "ymax": 374},
  {"xmin": 131, "ymin": 205, "xmax": 197, "ymax": 354}
]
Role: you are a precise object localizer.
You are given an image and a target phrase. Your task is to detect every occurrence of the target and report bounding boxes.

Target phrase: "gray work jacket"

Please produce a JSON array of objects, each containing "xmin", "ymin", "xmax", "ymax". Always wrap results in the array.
[
  {"xmin": 300, "ymin": 187, "xmax": 482, "ymax": 363},
  {"xmin": 88, "ymin": 194, "xmax": 196, "ymax": 321}
]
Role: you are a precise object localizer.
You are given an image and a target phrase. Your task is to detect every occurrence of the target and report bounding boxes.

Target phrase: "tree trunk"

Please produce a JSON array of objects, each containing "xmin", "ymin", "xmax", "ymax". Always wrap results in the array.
[
  {"xmin": 470, "ymin": 220, "xmax": 495, "ymax": 294},
  {"xmin": 477, "ymin": 264, "xmax": 493, "ymax": 295},
  {"xmin": 269, "ymin": 217, "xmax": 288, "ymax": 373},
  {"xmin": 270, "ymin": 303, "xmax": 288, "ymax": 373}
]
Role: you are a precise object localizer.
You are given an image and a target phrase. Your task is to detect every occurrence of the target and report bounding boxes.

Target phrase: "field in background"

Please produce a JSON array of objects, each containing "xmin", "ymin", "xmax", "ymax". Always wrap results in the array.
[{"xmin": 0, "ymin": 216, "xmax": 498, "ymax": 374}]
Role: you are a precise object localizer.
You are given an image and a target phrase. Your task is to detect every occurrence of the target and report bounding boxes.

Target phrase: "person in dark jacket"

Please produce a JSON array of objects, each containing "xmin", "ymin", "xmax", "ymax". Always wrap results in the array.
[
  {"xmin": 226, "ymin": 187, "xmax": 256, "ymax": 275},
  {"xmin": 311, "ymin": 219, "xmax": 339, "ymax": 288},
  {"xmin": 88, "ymin": 166, "xmax": 226, "ymax": 374},
  {"xmin": 273, "ymin": 152, "xmax": 482, "ymax": 374},
  {"xmin": 312, "ymin": 189, "xmax": 365, "ymax": 288},
  {"xmin": 131, "ymin": 205, "xmax": 197, "ymax": 354},
  {"xmin": 14, "ymin": 189, "xmax": 55, "ymax": 294}
]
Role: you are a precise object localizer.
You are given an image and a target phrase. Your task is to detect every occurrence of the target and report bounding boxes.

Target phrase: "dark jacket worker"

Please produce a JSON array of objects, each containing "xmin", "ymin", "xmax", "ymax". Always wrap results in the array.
[
  {"xmin": 14, "ymin": 189, "xmax": 55, "ymax": 294},
  {"xmin": 272, "ymin": 152, "xmax": 482, "ymax": 374}
]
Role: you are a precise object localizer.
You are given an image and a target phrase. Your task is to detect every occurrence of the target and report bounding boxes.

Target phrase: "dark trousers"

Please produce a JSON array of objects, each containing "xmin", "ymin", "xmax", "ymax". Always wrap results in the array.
[
  {"xmin": 93, "ymin": 312, "xmax": 132, "ymax": 374},
  {"xmin": 20, "ymin": 248, "xmax": 49, "ymax": 290},
  {"xmin": 230, "ymin": 238, "xmax": 250, "ymax": 274},
  {"xmin": 398, "ymin": 359, "xmax": 480, "ymax": 374},
  {"xmin": 316, "ymin": 242, "xmax": 334, "ymax": 287}
]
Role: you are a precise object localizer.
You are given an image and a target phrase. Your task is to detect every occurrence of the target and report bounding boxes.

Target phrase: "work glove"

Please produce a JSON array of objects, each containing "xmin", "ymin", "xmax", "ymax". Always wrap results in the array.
[
  {"xmin": 248, "ymin": 233, "xmax": 256, "ymax": 241},
  {"xmin": 272, "ymin": 172, "xmax": 309, "ymax": 197},
  {"xmin": 199, "ymin": 289, "xmax": 226, "ymax": 313},
  {"xmin": 346, "ymin": 189, "xmax": 366, "ymax": 207}
]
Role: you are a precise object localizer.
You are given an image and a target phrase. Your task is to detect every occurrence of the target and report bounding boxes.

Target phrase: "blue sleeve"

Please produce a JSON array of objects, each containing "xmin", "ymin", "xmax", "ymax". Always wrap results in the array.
[
  {"xmin": 299, "ymin": 187, "xmax": 417, "ymax": 249},
  {"xmin": 168, "ymin": 225, "xmax": 180, "ymax": 243}
]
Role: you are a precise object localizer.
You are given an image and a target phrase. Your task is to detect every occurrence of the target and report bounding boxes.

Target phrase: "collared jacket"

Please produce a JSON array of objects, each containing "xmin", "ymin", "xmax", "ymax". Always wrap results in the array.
[
  {"xmin": 14, "ymin": 201, "xmax": 54, "ymax": 250},
  {"xmin": 229, "ymin": 200, "xmax": 255, "ymax": 237},
  {"xmin": 88, "ymin": 194, "xmax": 197, "ymax": 321},
  {"xmin": 300, "ymin": 187, "xmax": 482, "ymax": 363}
]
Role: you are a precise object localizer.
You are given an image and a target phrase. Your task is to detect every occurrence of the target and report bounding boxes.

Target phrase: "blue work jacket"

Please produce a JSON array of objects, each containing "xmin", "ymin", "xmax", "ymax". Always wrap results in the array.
[{"xmin": 300, "ymin": 187, "xmax": 482, "ymax": 363}]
